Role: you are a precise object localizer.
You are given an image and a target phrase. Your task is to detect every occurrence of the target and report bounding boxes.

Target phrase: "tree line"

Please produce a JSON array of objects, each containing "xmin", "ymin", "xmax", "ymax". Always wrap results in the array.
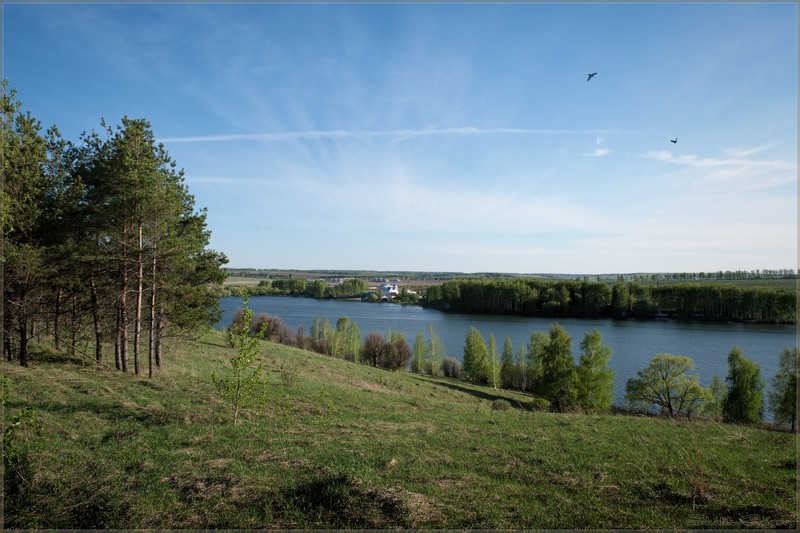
[
  {"xmin": 2, "ymin": 83, "xmax": 226, "ymax": 373},
  {"xmin": 228, "ymin": 306, "xmax": 414, "ymax": 372},
  {"xmin": 228, "ymin": 304, "xmax": 798, "ymax": 431},
  {"xmin": 223, "ymin": 278, "xmax": 369, "ymax": 299},
  {"xmin": 423, "ymin": 278, "xmax": 796, "ymax": 323}
]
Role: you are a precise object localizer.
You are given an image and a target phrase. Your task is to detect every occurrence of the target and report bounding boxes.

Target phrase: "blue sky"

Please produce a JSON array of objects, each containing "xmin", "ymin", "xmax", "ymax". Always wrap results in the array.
[{"xmin": 3, "ymin": 2, "xmax": 797, "ymax": 274}]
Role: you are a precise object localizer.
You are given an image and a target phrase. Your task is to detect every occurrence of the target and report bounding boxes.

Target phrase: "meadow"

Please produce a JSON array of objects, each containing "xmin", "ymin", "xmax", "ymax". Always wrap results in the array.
[{"xmin": 3, "ymin": 329, "xmax": 796, "ymax": 529}]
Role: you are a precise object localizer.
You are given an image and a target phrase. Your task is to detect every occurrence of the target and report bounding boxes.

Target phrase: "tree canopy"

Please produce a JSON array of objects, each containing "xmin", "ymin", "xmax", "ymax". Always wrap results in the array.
[{"xmin": 2, "ymin": 83, "xmax": 227, "ymax": 373}]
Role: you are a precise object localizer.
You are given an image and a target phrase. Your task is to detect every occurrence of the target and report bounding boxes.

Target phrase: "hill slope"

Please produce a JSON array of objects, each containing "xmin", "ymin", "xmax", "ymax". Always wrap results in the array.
[{"xmin": 3, "ymin": 330, "xmax": 796, "ymax": 529}]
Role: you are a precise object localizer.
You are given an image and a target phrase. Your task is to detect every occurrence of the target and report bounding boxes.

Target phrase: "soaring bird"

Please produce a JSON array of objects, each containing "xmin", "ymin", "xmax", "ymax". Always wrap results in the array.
[
  {"xmin": 670, "ymin": 137, "xmax": 678, "ymax": 144},
  {"xmin": 587, "ymin": 72, "xmax": 597, "ymax": 81}
]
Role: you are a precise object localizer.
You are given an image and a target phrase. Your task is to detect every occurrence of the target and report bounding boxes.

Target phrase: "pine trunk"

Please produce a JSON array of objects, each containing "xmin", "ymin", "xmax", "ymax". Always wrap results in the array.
[
  {"xmin": 155, "ymin": 310, "xmax": 163, "ymax": 369},
  {"xmin": 88, "ymin": 268, "xmax": 103, "ymax": 363},
  {"xmin": 17, "ymin": 301, "xmax": 28, "ymax": 367},
  {"xmin": 148, "ymin": 238, "xmax": 157, "ymax": 379},
  {"xmin": 118, "ymin": 228, "xmax": 129, "ymax": 372},
  {"xmin": 70, "ymin": 292, "xmax": 77, "ymax": 357},
  {"xmin": 4, "ymin": 293, "xmax": 13, "ymax": 362},
  {"xmin": 54, "ymin": 287, "xmax": 62, "ymax": 350},
  {"xmin": 133, "ymin": 223, "xmax": 143, "ymax": 375}
]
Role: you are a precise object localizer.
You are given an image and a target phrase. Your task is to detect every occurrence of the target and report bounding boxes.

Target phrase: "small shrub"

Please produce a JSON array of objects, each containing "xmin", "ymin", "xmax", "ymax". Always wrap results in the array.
[
  {"xmin": 278, "ymin": 360, "xmax": 301, "ymax": 388},
  {"xmin": 214, "ymin": 299, "xmax": 269, "ymax": 425},
  {"xmin": 380, "ymin": 337, "xmax": 412, "ymax": 371},
  {"xmin": 361, "ymin": 333, "xmax": 385, "ymax": 368},
  {"xmin": 528, "ymin": 397, "xmax": 551, "ymax": 411},
  {"xmin": 441, "ymin": 357, "xmax": 462, "ymax": 379},
  {"xmin": 491, "ymin": 399, "xmax": 511, "ymax": 411}
]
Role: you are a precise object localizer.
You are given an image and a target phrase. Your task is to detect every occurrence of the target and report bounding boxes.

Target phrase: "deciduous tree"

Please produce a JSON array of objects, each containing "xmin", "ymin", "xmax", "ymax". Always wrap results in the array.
[
  {"xmin": 722, "ymin": 347, "xmax": 764, "ymax": 424},
  {"xmin": 625, "ymin": 353, "xmax": 704, "ymax": 418},
  {"xmin": 769, "ymin": 347, "xmax": 798, "ymax": 432},
  {"xmin": 575, "ymin": 329, "xmax": 614, "ymax": 413}
]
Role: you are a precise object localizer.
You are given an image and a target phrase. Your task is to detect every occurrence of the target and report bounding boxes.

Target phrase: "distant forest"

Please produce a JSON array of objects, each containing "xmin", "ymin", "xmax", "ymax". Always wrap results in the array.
[
  {"xmin": 224, "ymin": 268, "xmax": 796, "ymax": 324},
  {"xmin": 423, "ymin": 278, "xmax": 796, "ymax": 324}
]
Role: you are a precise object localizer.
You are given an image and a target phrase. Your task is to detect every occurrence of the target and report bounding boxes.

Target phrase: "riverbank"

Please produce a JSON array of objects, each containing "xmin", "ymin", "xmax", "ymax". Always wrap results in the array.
[
  {"xmin": 3, "ymin": 329, "xmax": 796, "ymax": 529},
  {"xmin": 216, "ymin": 295, "xmax": 795, "ymax": 412}
]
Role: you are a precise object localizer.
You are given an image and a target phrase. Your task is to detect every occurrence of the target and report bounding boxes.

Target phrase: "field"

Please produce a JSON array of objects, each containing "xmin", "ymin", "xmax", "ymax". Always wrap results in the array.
[{"xmin": 3, "ymin": 330, "xmax": 797, "ymax": 529}]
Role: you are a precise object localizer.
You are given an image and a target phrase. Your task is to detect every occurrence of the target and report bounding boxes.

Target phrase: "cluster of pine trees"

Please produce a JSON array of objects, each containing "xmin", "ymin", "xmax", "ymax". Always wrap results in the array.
[
  {"xmin": 2, "ymin": 84, "xmax": 227, "ymax": 374},
  {"xmin": 423, "ymin": 278, "xmax": 796, "ymax": 323}
]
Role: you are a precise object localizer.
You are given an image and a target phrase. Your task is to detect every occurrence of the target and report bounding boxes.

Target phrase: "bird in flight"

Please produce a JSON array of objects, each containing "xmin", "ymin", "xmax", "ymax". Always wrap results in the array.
[
  {"xmin": 670, "ymin": 137, "xmax": 678, "ymax": 144},
  {"xmin": 587, "ymin": 72, "xmax": 597, "ymax": 81}
]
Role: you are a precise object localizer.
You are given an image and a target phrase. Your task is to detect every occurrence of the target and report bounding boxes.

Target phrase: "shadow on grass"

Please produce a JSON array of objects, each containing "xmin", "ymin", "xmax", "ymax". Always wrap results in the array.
[
  {"xmin": 277, "ymin": 474, "xmax": 410, "ymax": 528},
  {"xmin": 410, "ymin": 374, "xmax": 535, "ymax": 412}
]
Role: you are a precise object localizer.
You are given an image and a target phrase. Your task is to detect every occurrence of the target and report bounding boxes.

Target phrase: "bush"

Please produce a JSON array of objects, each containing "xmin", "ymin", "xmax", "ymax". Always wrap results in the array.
[
  {"xmin": 380, "ymin": 337, "xmax": 412, "ymax": 371},
  {"xmin": 441, "ymin": 357, "xmax": 462, "ymax": 379},
  {"xmin": 491, "ymin": 399, "xmax": 511, "ymax": 411},
  {"xmin": 361, "ymin": 333, "xmax": 385, "ymax": 368},
  {"xmin": 528, "ymin": 397, "xmax": 551, "ymax": 411}
]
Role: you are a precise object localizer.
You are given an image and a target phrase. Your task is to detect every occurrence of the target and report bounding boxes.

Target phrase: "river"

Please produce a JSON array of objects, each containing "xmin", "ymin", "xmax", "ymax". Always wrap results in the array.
[{"xmin": 216, "ymin": 296, "xmax": 797, "ymax": 409}]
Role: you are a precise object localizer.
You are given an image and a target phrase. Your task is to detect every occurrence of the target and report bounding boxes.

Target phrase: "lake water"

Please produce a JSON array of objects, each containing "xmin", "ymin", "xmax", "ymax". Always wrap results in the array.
[{"xmin": 216, "ymin": 296, "xmax": 797, "ymax": 409}]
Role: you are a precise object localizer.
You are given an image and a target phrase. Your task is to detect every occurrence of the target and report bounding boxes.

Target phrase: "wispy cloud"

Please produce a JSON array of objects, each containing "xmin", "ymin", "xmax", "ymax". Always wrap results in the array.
[
  {"xmin": 642, "ymin": 149, "xmax": 793, "ymax": 170},
  {"xmin": 720, "ymin": 143, "xmax": 774, "ymax": 158},
  {"xmin": 583, "ymin": 147, "xmax": 610, "ymax": 157},
  {"xmin": 641, "ymin": 149, "xmax": 795, "ymax": 184},
  {"xmin": 158, "ymin": 127, "xmax": 637, "ymax": 144}
]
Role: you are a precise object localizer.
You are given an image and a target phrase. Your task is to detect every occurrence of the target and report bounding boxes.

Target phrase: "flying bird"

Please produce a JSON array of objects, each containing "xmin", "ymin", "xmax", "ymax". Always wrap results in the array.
[
  {"xmin": 587, "ymin": 72, "xmax": 597, "ymax": 81},
  {"xmin": 670, "ymin": 137, "xmax": 678, "ymax": 144}
]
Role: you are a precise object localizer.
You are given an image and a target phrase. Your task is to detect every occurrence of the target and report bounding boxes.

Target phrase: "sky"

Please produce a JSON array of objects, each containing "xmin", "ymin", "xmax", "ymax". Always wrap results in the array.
[{"xmin": 3, "ymin": 2, "xmax": 797, "ymax": 274}]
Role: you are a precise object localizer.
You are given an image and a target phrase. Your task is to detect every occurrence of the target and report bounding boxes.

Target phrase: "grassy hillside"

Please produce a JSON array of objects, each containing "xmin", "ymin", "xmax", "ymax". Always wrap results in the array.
[{"xmin": 3, "ymin": 330, "xmax": 796, "ymax": 529}]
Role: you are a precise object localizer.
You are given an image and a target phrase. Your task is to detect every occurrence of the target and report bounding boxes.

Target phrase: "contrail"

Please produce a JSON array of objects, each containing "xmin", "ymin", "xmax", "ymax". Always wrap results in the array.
[{"xmin": 157, "ymin": 127, "xmax": 639, "ymax": 144}]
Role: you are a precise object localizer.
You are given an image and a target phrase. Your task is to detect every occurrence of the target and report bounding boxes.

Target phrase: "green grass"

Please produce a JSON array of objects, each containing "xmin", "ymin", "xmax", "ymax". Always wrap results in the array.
[{"xmin": 3, "ymin": 331, "xmax": 797, "ymax": 529}]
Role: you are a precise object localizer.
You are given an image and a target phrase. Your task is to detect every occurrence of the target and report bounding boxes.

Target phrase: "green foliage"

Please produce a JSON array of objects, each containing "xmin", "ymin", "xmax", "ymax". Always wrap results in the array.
[
  {"xmin": 2, "ymin": 374, "xmax": 41, "ymax": 498},
  {"xmin": 411, "ymin": 332, "xmax": 427, "ymax": 374},
  {"xmin": 424, "ymin": 277, "xmax": 796, "ymax": 323},
  {"xmin": 213, "ymin": 299, "xmax": 270, "ymax": 425},
  {"xmin": 463, "ymin": 327, "xmax": 491, "ymax": 384},
  {"xmin": 700, "ymin": 375, "xmax": 727, "ymax": 420},
  {"xmin": 528, "ymin": 397, "xmax": 551, "ymax": 411},
  {"xmin": 575, "ymin": 329, "xmax": 615, "ymax": 413},
  {"xmin": 490, "ymin": 399, "xmax": 511, "ymax": 411},
  {"xmin": 426, "ymin": 324, "xmax": 445, "ymax": 377},
  {"xmin": 625, "ymin": 353, "xmax": 704, "ymax": 418},
  {"xmin": 310, "ymin": 317, "xmax": 334, "ymax": 355},
  {"xmin": 499, "ymin": 336, "xmax": 518, "ymax": 389},
  {"xmin": 538, "ymin": 324, "xmax": 578, "ymax": 411},
  {"xmin": 2, "ymin": 330, "xmax": 798, "ymax": 529},
  {"xmin": 769, "ymin": 347, "xmax": 798, "ymax": 431},
  {"xmin": 332, "ymin": 317, "xmax": 362, "ymax": 362},
  {"xmin": 722, "ymin": 347, "xmax": 764, "ymax": 424},
  {"xmin": 487, "ymin": 334, "xmax": 500, "ymax": 389},
  {"xmin": 625, "ymin": 354, "xmax": 705, "ymax": 418}
]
